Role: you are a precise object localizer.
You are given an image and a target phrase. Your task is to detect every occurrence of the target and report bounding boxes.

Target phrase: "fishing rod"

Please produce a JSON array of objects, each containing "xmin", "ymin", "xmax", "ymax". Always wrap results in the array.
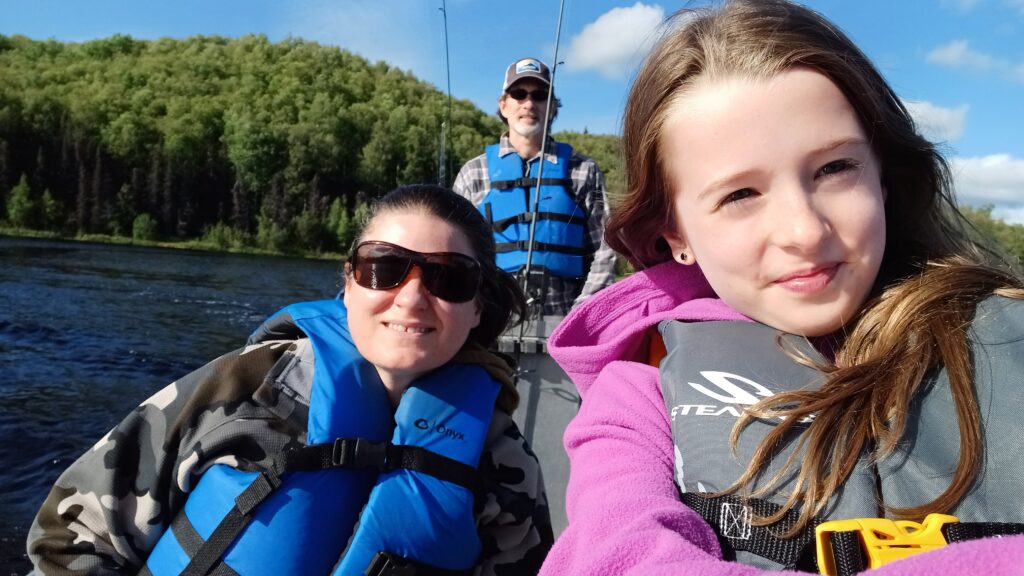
[
  {"xmin": 513, "ymin": 0, "xmax": 568, "ymax": 445},
  {"xmin": 518, "ymin": 0, "xmax": 566, "ymax": 312},
  {"xmin": 438, "ymin": 0, "xmax": 454, "ymax": 187}
]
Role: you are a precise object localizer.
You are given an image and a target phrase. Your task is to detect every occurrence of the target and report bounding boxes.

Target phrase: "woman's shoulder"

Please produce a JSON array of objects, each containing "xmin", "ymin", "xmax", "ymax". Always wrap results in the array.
[
  {"xmin": 478, "ymin": 410, "xmax": 547, "ymax": 511},
  {"xmin": 481, "ymin": 411, "xmax": 542, "ymax": 481},
  {"xmin": 475, "ymin": 410, "xmax": 553, "ymax": 573}
]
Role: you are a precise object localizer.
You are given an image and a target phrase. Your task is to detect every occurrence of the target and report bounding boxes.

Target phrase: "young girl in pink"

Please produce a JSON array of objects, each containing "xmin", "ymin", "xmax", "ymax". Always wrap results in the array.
[{"xmin": 540, "ymin": 1, "xmax": 1024, "ymax": 574}]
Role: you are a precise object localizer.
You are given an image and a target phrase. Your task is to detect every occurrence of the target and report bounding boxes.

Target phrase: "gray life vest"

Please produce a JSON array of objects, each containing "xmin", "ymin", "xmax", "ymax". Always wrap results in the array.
[{"xmin": 658, "ymin": 296, "xmax": 1024, "ymax": 570}]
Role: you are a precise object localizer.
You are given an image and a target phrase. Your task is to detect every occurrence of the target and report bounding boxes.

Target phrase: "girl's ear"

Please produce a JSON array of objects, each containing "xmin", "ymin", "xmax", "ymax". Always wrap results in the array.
[{"xmin": 662, "ymin": 228, "xmax": 694, "ymax": 265}]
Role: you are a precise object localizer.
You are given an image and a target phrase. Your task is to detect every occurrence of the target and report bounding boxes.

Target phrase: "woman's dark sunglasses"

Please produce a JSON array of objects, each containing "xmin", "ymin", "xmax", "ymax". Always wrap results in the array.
[
  {"xmin": 349, "ymin": 241, "xmax": 481, "ymax": 303},
  {"xmin": 507, "ymin": 87, "xmax": 549, "ymax": 102}
]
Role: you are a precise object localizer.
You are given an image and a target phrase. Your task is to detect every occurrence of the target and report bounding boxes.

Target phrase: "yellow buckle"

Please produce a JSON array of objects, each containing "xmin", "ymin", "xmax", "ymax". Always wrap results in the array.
[{"xmin": 815, "ymin": 514, "xmax": 959, "ymax": 574}]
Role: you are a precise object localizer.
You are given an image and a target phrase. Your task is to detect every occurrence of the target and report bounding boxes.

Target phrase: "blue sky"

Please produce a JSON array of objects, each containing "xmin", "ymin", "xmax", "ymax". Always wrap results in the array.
[{"xmin": 2, "ymin": 0, "xmax": 1023, "ymax": 221}]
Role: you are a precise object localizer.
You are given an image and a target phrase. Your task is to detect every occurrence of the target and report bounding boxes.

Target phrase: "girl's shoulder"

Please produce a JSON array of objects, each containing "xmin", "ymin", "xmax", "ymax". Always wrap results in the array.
[{"xmin": 969, "ymin": 294, "xmax": 1024, "ymax": 345}]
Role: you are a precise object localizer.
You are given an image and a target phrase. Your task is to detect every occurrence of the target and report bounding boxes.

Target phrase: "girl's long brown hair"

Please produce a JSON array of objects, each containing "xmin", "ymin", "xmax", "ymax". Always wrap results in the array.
[{"xmin": 615, "ymin": 0, "xmax": 1024, "ymax": 534}]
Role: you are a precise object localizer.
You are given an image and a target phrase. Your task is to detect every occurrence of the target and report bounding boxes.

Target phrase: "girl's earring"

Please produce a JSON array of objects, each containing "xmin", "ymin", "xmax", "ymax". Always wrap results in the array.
[{"xmin": 679, "ymin": 252, "xmax": 689, "ymax": 263}]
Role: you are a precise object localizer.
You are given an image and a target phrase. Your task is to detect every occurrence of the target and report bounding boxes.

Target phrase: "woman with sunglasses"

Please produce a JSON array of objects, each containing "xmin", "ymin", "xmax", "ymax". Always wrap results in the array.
[{"xmin": 27, "ymin": 185, "xmax": 552, "ymax": 576}]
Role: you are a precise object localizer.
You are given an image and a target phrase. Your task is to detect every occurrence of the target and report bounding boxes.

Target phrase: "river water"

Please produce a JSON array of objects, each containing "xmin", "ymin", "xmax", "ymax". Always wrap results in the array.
[{"xmin": 0, "ymin": 236, "xmax": 341, "ymax": 573}]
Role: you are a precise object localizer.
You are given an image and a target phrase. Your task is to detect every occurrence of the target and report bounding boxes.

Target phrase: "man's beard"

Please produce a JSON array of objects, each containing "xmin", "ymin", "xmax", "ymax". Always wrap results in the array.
[{"xmin": 511, "ymin": 116, "xmax": 544, "ymax": 138}]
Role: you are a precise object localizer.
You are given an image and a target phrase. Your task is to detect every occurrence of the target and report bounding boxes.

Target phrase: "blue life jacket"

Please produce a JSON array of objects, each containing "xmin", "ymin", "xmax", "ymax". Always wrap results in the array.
[
  {"xmin": 481, "ymin": 142, "xmax": 587, "ymax": 278},
  {"xmin": 144, "ymin": 300, "xmax": 499, "ymax": 576}
]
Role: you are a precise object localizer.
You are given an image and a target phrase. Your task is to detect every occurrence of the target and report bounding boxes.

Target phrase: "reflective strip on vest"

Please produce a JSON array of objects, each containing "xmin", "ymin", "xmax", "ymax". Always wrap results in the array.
[{"xmin": 481, "ymin": 142, "xmax": 586, "ymax": 278}]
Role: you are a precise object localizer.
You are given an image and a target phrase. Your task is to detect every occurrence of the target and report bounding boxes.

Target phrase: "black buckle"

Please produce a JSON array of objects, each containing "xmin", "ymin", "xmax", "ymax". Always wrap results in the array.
[
  {"xmin": 365, "ymin": 551, "xmax": 417, "ymax": 576},
  {"xmin": 331, "ymin": 438, "xmax": 355, "ymax": 466},
  {"xmin": 332, "ymin": 438, "xmax": 388, "ymax": 469}
]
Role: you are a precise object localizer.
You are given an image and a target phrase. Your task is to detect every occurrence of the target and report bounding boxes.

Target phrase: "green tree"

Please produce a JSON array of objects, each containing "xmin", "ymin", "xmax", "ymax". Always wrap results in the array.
[
  {"xmin": 961, "ymin": 205, "xmax": 1024, "ymax": 265},
  {"xmin": 6, "ymin": 173, "xmax": 38, "ymax": 228},
  {"xmin": 112, "ymin": 182, "xmax": 136, "ymax": 236},
  {"xmin": 40, "ymin": 188, "xmax": 63, "ymax": 230},
  {"xmin": 132, "ymin": 212, "xmax": 158, "ymax": 240},
  {"xmin": 294, "ymin": 207, "xmax": 327, "ymax": 252}
]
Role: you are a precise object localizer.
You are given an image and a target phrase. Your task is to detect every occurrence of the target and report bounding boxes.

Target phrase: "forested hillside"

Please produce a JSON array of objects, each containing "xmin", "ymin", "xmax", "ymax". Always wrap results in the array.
[
  {"xmin": 0, "ymin": 33, "xmax": 621, "ymax": 255},
  {"xmin": 4, "ymin": 33, "xmax": 1020, "ymax": 266}
]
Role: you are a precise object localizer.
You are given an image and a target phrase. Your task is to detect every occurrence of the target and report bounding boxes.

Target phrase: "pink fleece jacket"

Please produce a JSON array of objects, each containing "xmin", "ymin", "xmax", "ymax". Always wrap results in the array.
[{"xmin": 539, "ymin": 260, "xmax": 1024, "ymax": 575}]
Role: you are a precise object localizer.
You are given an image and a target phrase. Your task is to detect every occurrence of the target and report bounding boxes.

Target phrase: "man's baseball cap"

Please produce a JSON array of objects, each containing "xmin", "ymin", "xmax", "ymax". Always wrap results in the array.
[{"xmin": 502, "ymin": 58, "xmax": 551, "ymax": 92}]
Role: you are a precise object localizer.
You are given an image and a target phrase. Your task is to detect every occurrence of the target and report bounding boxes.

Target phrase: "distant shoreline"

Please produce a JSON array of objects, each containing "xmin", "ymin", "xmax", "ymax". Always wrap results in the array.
[{"xmin": 0, "ymin": 227, "xmax": 344, "ymax": 262}]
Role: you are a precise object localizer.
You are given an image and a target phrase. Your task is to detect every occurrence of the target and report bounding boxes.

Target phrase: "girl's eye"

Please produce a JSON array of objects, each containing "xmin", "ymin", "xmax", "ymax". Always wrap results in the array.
[
  {"xmin": 720, "ymin": 188, "xmax": 756, "ymax": 207},
  {"xmin": 818, "ymin": 158, "xmax": 861, "ymax": 178}
]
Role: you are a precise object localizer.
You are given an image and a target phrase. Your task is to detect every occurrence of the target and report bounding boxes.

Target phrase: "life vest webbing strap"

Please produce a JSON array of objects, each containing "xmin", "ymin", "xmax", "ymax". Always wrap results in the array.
[
  {"xmin": 680, "ymin": 493, "xmax": 819, "ymax": 571},
  {"xmin": 164, "ymin": 512, "xmax": 240, "ymax": 576},
  {"xmin": 943, "ymin": 521, "xmax": 1024, "ymax": 542},
  {"xmin": 170, "ymin": 512, "xmax": 206, "ymax": 562},
  {"xmin": 181, "ymin": 472, "xmax": 281, "ymax": 576},
  {"xmin": 495, "ymin": 241, "xmax": 588, "ymax": 256},
  {"xmin": 684, "ymin": 493, "xmax": 1024, "ymax": 574},
  {"xmin": 827, "ymin": 531, "xmax": 867, "ymax": 576},
  {"xmin": 384, "ymin": 444, "xmax": 478, "ymax": 490},
  {"xmin": 283, "ymin": 438, "xmax": 479, "ymax": 490},
  {"xmin": 490, "ymin": 211, "xmax": 579, "ymax": 232},
  {"xmin": 489, "ymin": 177, "xmax": 572, "ymax": 190},
  {"xmin": 171, "ymin": 439, "xmax": 480, "ymax": 576},
  {"xmin": 366, "ymin": 551, "xmax": 474, "ymax": 576}
]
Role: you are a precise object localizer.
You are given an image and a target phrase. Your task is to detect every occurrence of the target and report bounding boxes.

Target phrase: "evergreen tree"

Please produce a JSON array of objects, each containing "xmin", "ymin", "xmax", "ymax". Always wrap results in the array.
[
  {"xmin": 6, "ymin": 173, "xmax": 37, "ymax": 228},
  {"xmin": 41, "ymin": 188, "xmax": 63, "ymax": 231},
  {"xmin": 112, "ymin": 182, "xmax": 136, "ymax": 236}
]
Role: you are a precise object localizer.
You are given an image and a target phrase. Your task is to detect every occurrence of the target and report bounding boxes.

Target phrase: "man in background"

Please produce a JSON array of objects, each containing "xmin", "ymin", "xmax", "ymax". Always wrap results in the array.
[
  {"xmin": 453, "ymin": 57, "xmax": 615, "ymax": 315},
  {"xmin": 452, "ymin": 57, "xmax": 616, "ymax": 537}
]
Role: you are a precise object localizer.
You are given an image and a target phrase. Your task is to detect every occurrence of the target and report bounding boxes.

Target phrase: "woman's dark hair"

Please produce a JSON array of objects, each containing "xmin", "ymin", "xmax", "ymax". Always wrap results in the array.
[{"xmin": 353, "ymin": 184, "xmax": 527, "ymax": 350}]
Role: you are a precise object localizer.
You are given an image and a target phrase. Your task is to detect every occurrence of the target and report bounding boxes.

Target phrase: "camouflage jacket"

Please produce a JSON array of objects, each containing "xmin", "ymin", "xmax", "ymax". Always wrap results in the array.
[{"xmin": 27, "ymin": 338, "xmax": 553, "ymax": 575}]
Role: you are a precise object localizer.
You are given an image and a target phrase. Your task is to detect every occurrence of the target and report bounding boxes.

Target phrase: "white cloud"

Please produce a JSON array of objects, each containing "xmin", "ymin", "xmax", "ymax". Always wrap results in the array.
[
  {"xmin": 951, "ymin": 154, "xmax": 1024, "ymax": 207},
  {"xmin": 926, "ymin": 40, "xmax": 1024, "ymax": 83},
  {"xmin": 564, "ymin": 2, "xmax": 665, "ymax": 79},
  {"xmin": 927, "ymin": 40, "xmax": 1000, "ymax": 72},
  {"xmin": 903, "ymin": 100, "xmax": 968, "ymax": 142}
]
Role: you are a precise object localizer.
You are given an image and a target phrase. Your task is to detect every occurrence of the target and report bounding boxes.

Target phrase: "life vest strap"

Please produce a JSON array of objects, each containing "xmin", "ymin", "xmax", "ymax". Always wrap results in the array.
[
  {"xmin": 279, "ymin": 438, "xmax": 479, "ymax": 491},
  {"xmin": 822, "ymin": 531, "xmax": 865, "ymax": 576},
  {"xmin": 489, "ymin": 176, "xmax": 572, "ymax": 191},
  {"xmin": 366, "ymin": 551, "xmax": 474, "ymax": 576},
  {"xmin": 684, "ymin": 493, "xmax": 1024, "ymax": 575},
  {"xmin": 495, "ymin": 240, "xmax": 588, "ymax": 256},
  {"xmin": 164, "ymin": 512, "xmax": 240, "ymax": 576},
  {"xmin": 181, "ymin": 471, "xmax": 282, "ymax": 576},
  {"xmin": 174, "ymin": 438, "xmax": 482, "ymax": 576},
  {"xmin": 490, "ymin": 211, "xmax": 580, "ymax": 232},
  {"xmin": 681, "ymin": 493, "xmax": 820, "ymax": 571},
  {"xmin": 943, "ymin": 521, "xmax": 1024, "ymax": 542}
]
